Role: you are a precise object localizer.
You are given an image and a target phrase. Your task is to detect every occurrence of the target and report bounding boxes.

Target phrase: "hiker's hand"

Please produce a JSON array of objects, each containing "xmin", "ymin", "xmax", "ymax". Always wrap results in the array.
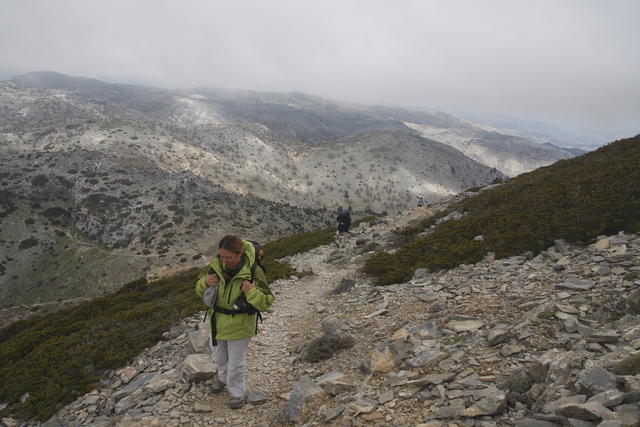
[
  {"xmin": 241, "ymin": 280, "xmax": 255, "ymax": 293},
  {"xmin": 205, "ymin": 273, "xmax": 219, "ymax": 287}
]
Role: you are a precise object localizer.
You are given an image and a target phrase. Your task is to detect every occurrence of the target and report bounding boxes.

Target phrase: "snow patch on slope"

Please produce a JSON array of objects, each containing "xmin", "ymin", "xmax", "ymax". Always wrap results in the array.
[{"xmin": 170, "ymin": 96, "xmax": 226, "ymax": 126}]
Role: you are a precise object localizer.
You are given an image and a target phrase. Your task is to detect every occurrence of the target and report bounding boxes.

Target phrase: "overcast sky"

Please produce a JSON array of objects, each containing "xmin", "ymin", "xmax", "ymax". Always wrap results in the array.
[{"xmin": 1, "ymin": 0, "xmax": 638, "ymax": 136}]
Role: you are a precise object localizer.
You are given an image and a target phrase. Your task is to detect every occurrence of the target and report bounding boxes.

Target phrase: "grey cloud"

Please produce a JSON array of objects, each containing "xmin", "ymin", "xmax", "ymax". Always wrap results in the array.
[{"xmin": 0, "ymin": 0, "xmax": 638, "ymax": 134}]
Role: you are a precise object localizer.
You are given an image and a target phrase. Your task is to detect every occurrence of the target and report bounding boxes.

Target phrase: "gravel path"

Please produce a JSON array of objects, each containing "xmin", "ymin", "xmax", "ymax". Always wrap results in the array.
[{"xmin": 191, "ymin": 242, "xmax": 358, "ymax": 424}]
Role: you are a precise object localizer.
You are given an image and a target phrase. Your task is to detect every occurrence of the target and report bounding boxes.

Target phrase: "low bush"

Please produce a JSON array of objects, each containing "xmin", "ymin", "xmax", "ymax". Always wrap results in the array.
[
  {"xmin": 18, "ymin": 238, "xmax": 39, "ymax": 250},
  {"xmin": 303, "ymin": 333, "xmax": 355, "ymax": 362},
  {"xmin": 31, "ymin": 175, "xmax": 48, "ymax": 186},
  {"xmin": 262, "ymin": 227, "xmax": 335, "ymax": 261},
  {"xmin": 612, "ymin": 353, "xmax": 640, "ymax": 375}
]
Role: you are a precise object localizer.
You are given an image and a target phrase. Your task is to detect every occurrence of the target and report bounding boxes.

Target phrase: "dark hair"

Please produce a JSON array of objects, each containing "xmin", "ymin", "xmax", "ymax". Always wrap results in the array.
[{"xmin": 218, "ymin": 234, "xmax": 244, "ymax": 255}]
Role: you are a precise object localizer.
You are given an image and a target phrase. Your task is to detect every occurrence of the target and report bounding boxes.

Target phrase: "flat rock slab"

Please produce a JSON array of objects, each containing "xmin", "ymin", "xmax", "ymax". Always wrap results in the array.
[
  {"xmin": 555, "ymin": 279, "xmax": 596, "ymax": 291},
  {"xmin": 446, "ymin": 319, "xmax": 485, "ymax": 332}
]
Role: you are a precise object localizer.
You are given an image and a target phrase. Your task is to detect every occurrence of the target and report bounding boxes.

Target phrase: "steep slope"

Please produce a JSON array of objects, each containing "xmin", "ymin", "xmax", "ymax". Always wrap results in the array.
[
  {"xmin": 5, "ymin": 72, "xmax": 570, "ymax": 183},
  {"xmin": 0, "ymin": 147, "xmax": 330, "ymax": 306},
  {"xmin": 1, "ymin": 136, "xmax": 637, "ymax": 423},
  {"xmin": 295, "ymin": 130, "xmax": 502, "ymax": 210}
]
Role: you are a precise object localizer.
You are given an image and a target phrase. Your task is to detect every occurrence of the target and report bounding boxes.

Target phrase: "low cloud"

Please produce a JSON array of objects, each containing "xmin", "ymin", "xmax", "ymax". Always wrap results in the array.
[{"xmin": 1, "ymin": 0, "xmax": 638, "ymax": 132}]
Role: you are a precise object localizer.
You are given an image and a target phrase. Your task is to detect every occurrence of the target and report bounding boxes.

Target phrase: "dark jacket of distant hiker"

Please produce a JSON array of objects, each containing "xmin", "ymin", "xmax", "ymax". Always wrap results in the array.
[{"xmin": 336, "ymin": 210, "xmax": 351, "ymax": 233}]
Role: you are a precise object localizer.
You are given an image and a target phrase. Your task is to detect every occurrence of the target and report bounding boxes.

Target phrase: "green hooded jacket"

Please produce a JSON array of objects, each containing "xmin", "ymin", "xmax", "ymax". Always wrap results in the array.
[{"xmin": 195, "ymin": 240, "xmax": 274, "ymax": 341}]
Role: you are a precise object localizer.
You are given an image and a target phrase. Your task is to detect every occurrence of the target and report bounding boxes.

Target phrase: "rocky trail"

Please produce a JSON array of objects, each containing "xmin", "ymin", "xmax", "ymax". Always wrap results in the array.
[{"xmin": 9, "ymin": 203, "xmax": 640, "ymax": 427}]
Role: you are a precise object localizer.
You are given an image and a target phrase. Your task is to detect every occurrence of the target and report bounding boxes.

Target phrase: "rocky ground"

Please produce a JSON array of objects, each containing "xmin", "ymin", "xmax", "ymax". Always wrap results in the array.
[{"xmin": 5, "ymin": 203, "xmax": 640, "ymax": 427}]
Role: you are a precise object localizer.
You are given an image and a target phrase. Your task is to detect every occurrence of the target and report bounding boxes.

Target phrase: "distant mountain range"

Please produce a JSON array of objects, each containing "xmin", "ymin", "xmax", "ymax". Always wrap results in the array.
[
  {"xmin": 450, "ymin": 110, "xmax": 638, "ymax": 152},
  {"xmin": 0, "ymin": 71, "xmax": 574, "ymax": 306}
]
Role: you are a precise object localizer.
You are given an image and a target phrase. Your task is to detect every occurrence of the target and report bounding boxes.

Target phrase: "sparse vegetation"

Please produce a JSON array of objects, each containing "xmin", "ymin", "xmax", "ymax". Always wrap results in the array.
[
  {"xmin": 3, "ymin": 77, "xmax": 636, "ymax": 423},
  {"xmin": 536, "ymin": 311, "xmax": 556, "ymax": 320},
  {"xmin": 0, "ymin": 269, "xmax": 201, "ymax": 421},
  {"xmin": 612, "ymin": 353, "xmax": 640, "ymax": 375},
  {"xmin": 303, "ymin": 333, "xmax": 355, "ymax": 362},
  {"xmin": 31, "ymin": 175, "xmax": 48, "ymax": 186},
  {"xmin": 0, "ymin": 220, "xmax": 367, "ymax": 421},
  {"xmin": 625, "ymin": 272, "xmax": 639, "ymax": 282},
  {"xmin": 262, "ymin": 227, "xmax": 336, "ymax": 261},
  {"xmin": 362, "ymin": 136, "xmax": 640, "ymax": 285}
]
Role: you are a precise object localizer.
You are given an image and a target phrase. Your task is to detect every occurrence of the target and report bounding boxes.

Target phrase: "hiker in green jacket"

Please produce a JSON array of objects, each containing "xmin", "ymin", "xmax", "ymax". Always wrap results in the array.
[{"xmin": 195, "ymin": 234, "xmax": 274, "ymax": 409}]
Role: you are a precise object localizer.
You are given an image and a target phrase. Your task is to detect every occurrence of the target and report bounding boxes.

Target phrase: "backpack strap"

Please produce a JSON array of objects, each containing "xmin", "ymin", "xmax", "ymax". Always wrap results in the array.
[
  {"xmin": 213, "ymin": 304, "xmax": 263, "ymax": 335},
  {"xmin": 214, "ymin": 305, "xmax": 254, "ymax": 315},
  {"xmin": 250, "ymin": 261, "xmax": 257, "ymax": 282}
]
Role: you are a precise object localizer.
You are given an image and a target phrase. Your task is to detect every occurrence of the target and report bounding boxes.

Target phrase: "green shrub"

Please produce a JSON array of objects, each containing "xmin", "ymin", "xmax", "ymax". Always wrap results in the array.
[
  {"xmin": 18, "ymin": 238, "xmax": 39, "ymax": 250},
  {"xmin": 263, "ymin": 227, "xmax": 335, "ymax": 261},
  {"xmin": 264, "ymin": 260, "xmax": 297, "ymax": 282},
  {"xmin": 352, "ymin": 215, "xmax": 378, "ymax": 228},
  {"xmin": 536, "ymin": 311, "xmax": 556, "ymax": 320},
  {"xmin": 31, "ymin": 175, "xmax": 48, "ymax": 186},
  {"xmin": 612, "ymin": 353, "xmax": 640, "ymax": 375},
  {"xmin": 394, "ymin": 211, "xmax": 449, "ymax": 244},
  {"xmin": 42, "ymin": 207, "xmax": 68, "ymax": 220},
  {"xmin": 625, "ymin": 272, "xmax": 639, "ymax": 282},
  {"xmin": 303, "ymin": 333, "xmax": 355, "ymax": 362}
]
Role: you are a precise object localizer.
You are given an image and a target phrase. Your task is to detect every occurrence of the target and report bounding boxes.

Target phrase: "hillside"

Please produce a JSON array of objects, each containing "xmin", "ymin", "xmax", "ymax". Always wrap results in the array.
[
  {"xmin": 0, "ymin": 145, "xmax": 329, "ymax": 307},
  {"xmin": 2, "ymin": 71, "xmax": 569, "ymax": 211},
  {"xmin": 0, "ymin": 136, "xmax": 638, "ymax": 425},
  {"xmin": 364, "ymin": 135, "xmax": 640, "ymax": 285},
  {"xmin": 1, "ymin": 71, "xmax": 572, "ymax": 309},
  {"xmin": 0, "ymin": 72, "xmax": 510, "ymax": 213},
  {"xmin": 405, "ymin": 121, "xmax": 573, "ymax": 177}
]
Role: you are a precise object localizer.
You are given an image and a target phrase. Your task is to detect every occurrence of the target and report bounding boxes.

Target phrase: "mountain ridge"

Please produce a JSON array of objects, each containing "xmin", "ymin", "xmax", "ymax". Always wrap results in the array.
[{"xmin": 0, "ymin": 71, "xmax": 573, "ymax": 308}]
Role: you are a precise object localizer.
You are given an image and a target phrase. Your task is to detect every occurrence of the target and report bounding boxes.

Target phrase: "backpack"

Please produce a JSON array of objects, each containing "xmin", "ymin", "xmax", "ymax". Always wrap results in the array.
[
  {"xmin": 337, "ymin": 211, "xmax": 351, "ymax": 231},
  {"xmin": 247, "ymin": 240, "xmax": 266, "ymax": 279}
]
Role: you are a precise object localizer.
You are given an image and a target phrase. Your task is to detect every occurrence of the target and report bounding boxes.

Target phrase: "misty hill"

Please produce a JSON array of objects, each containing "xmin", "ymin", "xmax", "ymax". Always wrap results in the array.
[
  {"xmin": 404, "ymin": 119, "xmax": 574, "ymax": 177},
  {"xmin": 0, "ymin": 71, "xmax": 572, "ymax": 308},
  {"xmin": 2, "ymin": 71, "xmax": 509, "ymax": 209},
  {"xmin": 1, "ymin": 72, "xmax": 508, "ymax": 214}
]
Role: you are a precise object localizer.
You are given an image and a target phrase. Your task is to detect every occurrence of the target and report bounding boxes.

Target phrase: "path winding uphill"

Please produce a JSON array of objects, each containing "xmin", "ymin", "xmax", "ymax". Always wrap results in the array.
[
  {"xmin": 47, "ymin": 202, "xmax": 640, "ymax": 426},
  {"xmin": 211, "ymin": 242, "xmax": 360, "ymax": 424},
  {"xmin": 48, "ymin": 207, "xmax": 423, "ymax": 426}
]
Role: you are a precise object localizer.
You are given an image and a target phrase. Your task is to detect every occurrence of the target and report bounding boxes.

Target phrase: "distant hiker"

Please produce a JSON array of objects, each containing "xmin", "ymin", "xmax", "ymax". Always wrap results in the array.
[
  {"xmin": 195, "ymin": 234, "xmax": 274, "ymax": 409},
  {"xmin": 416, "ymin": 195, "xmax": 424, "ymax": 207},
  {"xmin": 335, "ymin": 209, "xmax": 351, "ymax": 245}
]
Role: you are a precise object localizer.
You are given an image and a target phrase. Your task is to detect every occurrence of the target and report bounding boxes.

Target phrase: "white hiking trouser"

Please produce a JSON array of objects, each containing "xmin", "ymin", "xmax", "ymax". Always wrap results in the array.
[{"xmin": 211, "ymin": 337, "xmax": 251, "ymax": 397}]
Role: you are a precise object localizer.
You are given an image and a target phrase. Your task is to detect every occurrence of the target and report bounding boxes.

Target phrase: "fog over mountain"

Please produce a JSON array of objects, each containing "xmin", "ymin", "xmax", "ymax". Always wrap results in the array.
[
  {"xmin": 1, "ymin": 71, "xmax": 572, "ymax": 306},
  {"xmin": 1, "ymin": 1, "xmax": 638, "ymax": 150}
]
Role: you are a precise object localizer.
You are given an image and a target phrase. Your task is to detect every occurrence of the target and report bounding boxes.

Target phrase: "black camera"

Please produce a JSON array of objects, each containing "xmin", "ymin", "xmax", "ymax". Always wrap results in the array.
[{"xmin": 233, "ymin": 293, "xmax": 257, "ymax": 314}]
